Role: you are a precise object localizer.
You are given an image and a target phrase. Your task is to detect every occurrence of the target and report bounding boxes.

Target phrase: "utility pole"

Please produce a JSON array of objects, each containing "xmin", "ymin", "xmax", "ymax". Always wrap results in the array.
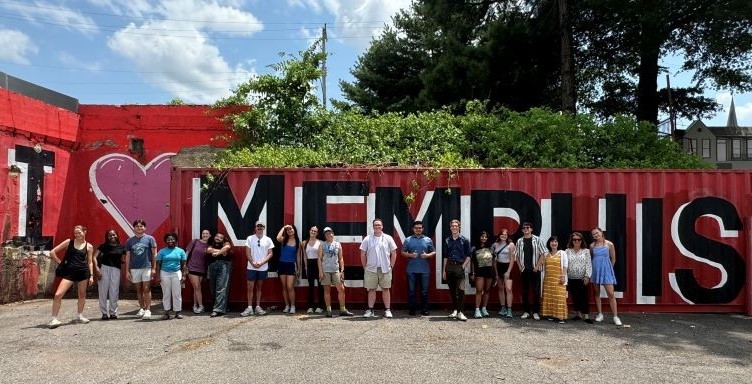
[
  {"xmin": 322, "ymin": 23, "xmax": 327, "ymax": 109},
  {"xmin": 666, "ymin": 74, "xmax": 675, "ymax": 138}
]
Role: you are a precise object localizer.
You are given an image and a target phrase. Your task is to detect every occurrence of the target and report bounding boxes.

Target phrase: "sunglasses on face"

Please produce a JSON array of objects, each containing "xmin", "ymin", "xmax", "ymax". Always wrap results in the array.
[
  {"xmin": 523, "ymin": 226, "xmax": 531, "ymax": 229},
  {"xmin": 572, "ymin": 238, "xmax": 582, "ymax": 241}
]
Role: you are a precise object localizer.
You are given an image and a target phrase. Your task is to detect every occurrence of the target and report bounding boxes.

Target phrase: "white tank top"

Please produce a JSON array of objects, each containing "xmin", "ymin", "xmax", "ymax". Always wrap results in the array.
[{"xmin": 305, "ymin": 240, "xmax": 320, "ymax": 259}]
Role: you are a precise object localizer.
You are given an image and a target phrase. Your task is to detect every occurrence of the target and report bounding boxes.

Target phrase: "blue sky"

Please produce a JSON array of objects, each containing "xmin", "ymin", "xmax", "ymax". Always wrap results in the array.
[{"xmin": 0, "ymin": 0, "xmax": 749, "ymax": 129}]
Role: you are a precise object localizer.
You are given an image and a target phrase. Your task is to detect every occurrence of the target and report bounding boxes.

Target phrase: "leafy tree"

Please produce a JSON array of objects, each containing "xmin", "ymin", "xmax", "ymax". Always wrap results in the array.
[
  {"xmin": 214, "ymin": 40, "xmax": 327, "ymax": 146},
  {"xmin": 574, "ymin": 0, "xmax": 752, "ymax": 123}
]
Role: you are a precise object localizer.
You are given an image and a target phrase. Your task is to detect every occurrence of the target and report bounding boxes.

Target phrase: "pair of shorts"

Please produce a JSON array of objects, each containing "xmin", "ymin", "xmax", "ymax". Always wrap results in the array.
[
  {"xmin": 322, "ymin": 271, "xmax": 342, "ymax": 286},
  {"xmin": 189, "ymin": 270, "xmax": 206, "ymax": 277},
  {"xmin": 55, "ymin": 264, "xmax": 90, "ymax": 283},
  {"xmin": 474, "ymin": 266, "xmax": 495, "ymax": 279},
  {"xmin": 497, "ymin": 262, "xmax": 512, "ymax": 279},
  {"xmin": 278, "ymin": 261, "xmax": 296, "ymax": 276},
  {"xmin": 130, "ymin": 268, "xmax": 152, "ymax": 283},
  {"xmin": 246, "ymin": 269, "xmax": 268, "ymax": 281},
  {"xmin": 364, "ymin": 268, "xmax": 392, "ymax": 289}
]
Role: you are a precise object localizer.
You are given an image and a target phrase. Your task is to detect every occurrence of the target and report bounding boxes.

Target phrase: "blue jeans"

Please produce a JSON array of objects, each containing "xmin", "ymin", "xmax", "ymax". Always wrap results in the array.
[
  {"xmin": 407, "ymin": 272, "xmax": 430, "ymax": 312},
  {"xmin": 208, "ymin": 260, "xmax": 232, "ymax": 313}
]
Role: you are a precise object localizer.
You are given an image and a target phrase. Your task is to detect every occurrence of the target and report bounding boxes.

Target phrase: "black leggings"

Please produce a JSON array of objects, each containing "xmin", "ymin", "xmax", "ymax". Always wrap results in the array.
[
  {"xmin": 568, "ymin": 278, "xmax": 589, "ymax": 314},
  {"xmin": 306, "ymin": 259, "xmax": 325, "ymax": 308}
]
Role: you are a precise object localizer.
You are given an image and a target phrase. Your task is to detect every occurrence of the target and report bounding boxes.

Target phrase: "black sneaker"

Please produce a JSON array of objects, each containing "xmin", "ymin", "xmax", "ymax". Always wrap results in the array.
[
  {"xmin": 326, "ymin": 310, "xmax": 333, "ymax": 318},
  {"xmin": 421, "ymin": 311, "xmax": 430, "ymax": 316},
  {"xmin": 109, "ymin": 315, "xmax": 118, "ymax": 320},
  {"xmin": 339, "ymin": 309, "xmax": 353, "ymax": 317},
  {"xmin": 101, "ymin": 314, "xmax": 109, "ymax": 321},
  {"xmin": 408, "ymin": 310, "xmax": 416, "ymax": 316}
]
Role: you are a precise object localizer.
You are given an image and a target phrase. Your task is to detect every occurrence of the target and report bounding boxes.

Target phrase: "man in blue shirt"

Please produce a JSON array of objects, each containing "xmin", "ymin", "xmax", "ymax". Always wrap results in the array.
[
  {"xmin": 402, "ymin": 221, "xmax": 436, "ymax": 316},
  {"xmin": 442, "ymin": 219, "xmax": 471, "ymax": 321}
]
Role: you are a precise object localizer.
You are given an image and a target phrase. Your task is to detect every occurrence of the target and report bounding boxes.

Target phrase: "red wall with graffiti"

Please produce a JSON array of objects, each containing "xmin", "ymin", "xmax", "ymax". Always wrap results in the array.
[{"xmin": 171, "ymin": 168, "xmax": 751, "ymax": 313}]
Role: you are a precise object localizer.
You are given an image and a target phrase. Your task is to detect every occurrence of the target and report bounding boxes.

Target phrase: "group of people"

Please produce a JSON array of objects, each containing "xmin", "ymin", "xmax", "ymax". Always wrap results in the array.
[{"xmin": 47, "ymin": 218, "xmax": 621, "ymax": 328}]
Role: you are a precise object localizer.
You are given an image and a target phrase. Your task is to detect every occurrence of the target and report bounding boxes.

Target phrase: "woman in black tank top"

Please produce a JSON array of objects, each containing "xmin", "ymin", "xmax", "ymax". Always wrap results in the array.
[{"xmin": 48, "ymin": 225, "xmax": 94, "ymax": 329}]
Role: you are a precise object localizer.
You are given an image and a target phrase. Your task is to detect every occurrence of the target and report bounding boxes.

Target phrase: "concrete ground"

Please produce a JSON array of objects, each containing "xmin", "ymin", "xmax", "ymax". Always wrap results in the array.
[{"xmin": 0, "ymin": 299, "xmax": 750, "ymax": 383}]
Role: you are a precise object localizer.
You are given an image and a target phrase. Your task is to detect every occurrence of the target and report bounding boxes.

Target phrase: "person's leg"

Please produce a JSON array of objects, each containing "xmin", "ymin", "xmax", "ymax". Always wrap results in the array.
[
  {"xmin": 216, "ymin": 263, "xmax": 231, "ymax": 313},
  {"xmin": 505, "ymin": 277, "xmax": 514, "ymax": 310},
  {"xmin": 52, "ymin": 279, "xmax": 73, "ymax": 317},
  {"xmin": 447, "ymin": 265, "xmax": 465, "ymax": 313},
  {"xmin": 481, "ymin": 278, "xmax": 492, "ymax": 309},
  {"xmin": 323, "ymin": 283, "xmax": 332, "ymax": 309},
  {"xmin": 285, "ymin": 275, "xmax": 296, "ymax": 310},
  {"xmin": 382, "ymin": 288, "xmax": 391, "ymax": 310},
  {"xmin": 280, "ymin": 274, "xmax": 290, "ymax": 309},
  {"xmin": 407, "ymin": 272, "xmax": 417, "ymax": 313},
  {"xmin": 474, "ymin": 276, "xmax": 483, "ymax": 310},
  {"xmin": 142, "ymin": 280, "xmax": 152, "ymax": 312},
  {"xmin": 134, "ymin": 274, "xmax": 144, "ymax": 309},
  {"xmin": 497, "ymin": 266, "xmax": 506, "ymax": 312},
  {"xmin": 367, "ymin": 289, "xmax": 376, "ymax": 309},
  {"xmin": 306, "ymin": 259, "xmax": 316, "ymax": 309},
  {"xmin": 109, "ymin": 266, "xmax": 121, "ymax": 316},
  {"xmin": 605, "ymin": 284, "xmax": 618, "ymax": 317},
  {"xmin": 593, "ymin": 284, "xmax": 603, "ymax": 315},
  {"xmin": 76, "ymin": 280, "xmax": 88, "ymax": 315},
  {"xmin": 98, "ymin": 266, "xmax": 110, "ymax": 315},
  {"xmin": 247, "ymin": 280, "xmax": 255, "ymax": 308},
  {"xmin": 446, "ymin": 267, "xmax": 459, "ymax": 312},
  {"xmin": 208, "ymin": 264, "xmax": 219, "ymax": 310},
  {"xmin": 419, "ymin": 272, "xmax": 429, "ymax": 313},
  {"xmin": 532, "ymin": 271, "xmax": 541, "ymax": 315},
  {"xmin": 520, "ymin": 271, "xmax": 531, "ymax": 313},
  {"xmin": 336, "ymin": 283, "xmax": 346, "ymax": 310},
  {"xmin": 161, "ymin": 272, "xmax": 172, "ymax": 312},
  {"xmin": 255, "ymin": 280, "xmax": 264, "ymax": 308},
  {"xmin": 172, "ymin": 272, "xmax": 183, "ymax": 313},
  {"xmin": 189, "ymin": 274, "xmax": 202, "ymax": 308}
]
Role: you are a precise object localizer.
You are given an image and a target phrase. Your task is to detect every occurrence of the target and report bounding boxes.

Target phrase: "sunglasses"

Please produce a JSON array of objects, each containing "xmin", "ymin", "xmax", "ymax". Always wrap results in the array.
[
  {"xmin": 257, "ymin": 240, "xmax": 261, "ymax": 246},
  {"xmin": 523, "ymin": 226, "xmax": 531, "ymax": 229},
  {"xmin": 572, "ymin": 238, "xmax": 582, "ymax": 242}
]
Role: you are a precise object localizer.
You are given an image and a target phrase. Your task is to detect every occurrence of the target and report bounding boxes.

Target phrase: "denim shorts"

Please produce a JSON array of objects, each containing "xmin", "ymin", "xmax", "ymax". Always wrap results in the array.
[
  {"xmin": 277, "ymin": 261, "xmax": 296, "ymax": 276},
  {"xmin": 246, "ymin": 269, "xmax": 268, "ymax": 281}
]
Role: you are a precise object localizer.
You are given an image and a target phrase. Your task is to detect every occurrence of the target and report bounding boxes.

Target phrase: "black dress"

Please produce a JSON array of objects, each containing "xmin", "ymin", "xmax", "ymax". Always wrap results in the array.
[{"xmin": 55, "ymin": 239, "xmax": 90, "ymax": 282}]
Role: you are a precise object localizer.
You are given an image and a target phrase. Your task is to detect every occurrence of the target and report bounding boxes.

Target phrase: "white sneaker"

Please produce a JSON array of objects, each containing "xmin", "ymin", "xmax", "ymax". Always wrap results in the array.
[
  {"xmin": 315, "ymin": 307, "xmax": 324, "ymax": 313},
  {"xmin": 521, "ymin": 312, "xmax": 530, "ymax": 319},
  {"xmin": 289, "ymin": 306, "xmax": 296, "ymax": 314},
  {"xmin": 533, "ymin": 313, "xmax": 540, "ymax": 320},
  {"xmin": 196, "ymin": 305, "xmax": 204, "ymax": 314},
  {"xmin": 136, "ymin": 308, "xmax": 145, "ymax": 318},
  {"xmin": 240, "ymin": 306, "xmax": 254, "ymax": 317},
  {"xmin": 306, "ymin": 308, "xmax": 314, "ymax": 314},
  {"xmin": 77, "ymin": 314, "xmax": 90, "ymax": 324},
  {"xmin": 384, "ymin": 309, "xmax": 393, "ymax": 318},
  {"xmin": 142, "ymin": 310, "xmax": 151, "ymax": 320},
  {"xmin": 595, "ymin": 313, "xmax": 604, "ymax": 322},
  {"xmin": 449, "ymin": 310, "xmax": 458, "ymax": 319},
  {"xmin": 613, "ymin": 316, "xmax": 622, "ymax": 326},
  {"xmin": 255, "ymin": 306, "xmax": 266, "ymax": 316},
  {"xmin": 282, "ymin": 305, "xmax": 290, "ymax": 313},
  {"xmin": 457, "ymin": 312, "xmax": 468, "ymax": 321},
  {"xmin": 474, "ymin": 308, "xmax": 482, "ymax": 318},
  {"xmin": 481, "ymin": 307, "xmax": 489, "ymax": 317},
  {"xmin": 193, "ymin": 305, "xmax": 200, "ymax": 314},
  {"xmin": 48, "ymin": 318, "xmax": 61, "ymax": 329},
  {"xmin": 363, "ymin": 309, "xmax": 374, "ymax": 318}
]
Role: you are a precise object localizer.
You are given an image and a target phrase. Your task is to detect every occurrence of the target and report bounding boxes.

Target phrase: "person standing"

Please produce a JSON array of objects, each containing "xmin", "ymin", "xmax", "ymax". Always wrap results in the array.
[
  {"xmin": 492, "ymin": 229, "xmax": 515, "ymax": 318},
  {"xmin": 539, "ymin": 236, "xmax": 569, "ymax": 323},
  {"xmin": 590, "ymin": 227, "xmax": 621, "ymax": 326},
  {"xmin": 276, "ymin": 224, "xmax": 300, "ymax": 314},
  {"xmin": 185, "ymin": 229, "xmax": 211, "ymax": 314},
  {"xmin": 402, "ymin": 221, "xmax": 435, "ymax": 316},
  {"xmin": 241, "ymin": 221, "xmax": 274, "ymax": 316},
  {"xmin": 207, "ymin": 232, "xmax": 232, "ymax": 317},
  {"xmin": 156, "ymin": 232, "xmax": 187, "ymax": 320},
  {"xmin": 93, "ymin": 229, "xmax": 125, "ymax": 320},
  {"xmin": 359, "ymin": 218, "xmax": 398, "ymax": 318},
  {"xmin": 303, "ymin": 226, "xmax": 325, "ymax": 313},
  {"xmin": 48, "ymin": 225, "xmax": 94, "ymax": 328},
  {"xmin": 515, "ymin": 222, "xmax": 547, "ymax": 320},
  {"xmin": 442, "ymin": 219, "xmax": 471, "ymax": 321},
  {"xmin": 318, "ymin": 227, "xmax": 354, "ymax": 317},
  {"xmin": 125, "ymin": 219, "xmax": 157, "ymax": 320},
  {"xmin": 566, "ymin": 232, "xmax": 592, "ymax": 323},
  {"xmin": 471, "ymin": 231, "xmax": 496, "ymax": 318}
]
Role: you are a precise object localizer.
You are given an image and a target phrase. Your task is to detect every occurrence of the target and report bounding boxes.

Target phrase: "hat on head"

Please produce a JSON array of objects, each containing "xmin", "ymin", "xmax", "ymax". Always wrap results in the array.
[
  {"xmin": 255, "ymin": 221, "xmax": 265, "ymax": 227},
  {"xmin": 323, "ymin": 227, "xmax": 333, "ymax": 233}
]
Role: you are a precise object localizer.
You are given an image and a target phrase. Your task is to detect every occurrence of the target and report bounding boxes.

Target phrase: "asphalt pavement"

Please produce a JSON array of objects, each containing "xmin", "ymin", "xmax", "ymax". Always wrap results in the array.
[{"xmin": 0, "ymin": 299, "xmax": 750, "ymax": 383}]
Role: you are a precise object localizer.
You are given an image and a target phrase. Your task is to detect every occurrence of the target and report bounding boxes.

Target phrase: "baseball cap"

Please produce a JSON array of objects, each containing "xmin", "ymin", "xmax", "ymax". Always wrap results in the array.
[
  {"xmin": 255, "ymin": 221, "xmax": 265, "ymax": 228},
  {"xmin": 323, "ymin": 227, "xmax": 333, "ymax": 233}
]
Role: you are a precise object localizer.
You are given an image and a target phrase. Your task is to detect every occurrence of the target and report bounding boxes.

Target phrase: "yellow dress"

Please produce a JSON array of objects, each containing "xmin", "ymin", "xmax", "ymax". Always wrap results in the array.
[{"xmin": 541, "ymin": 251, "xmax": 568, "ymax": 320}]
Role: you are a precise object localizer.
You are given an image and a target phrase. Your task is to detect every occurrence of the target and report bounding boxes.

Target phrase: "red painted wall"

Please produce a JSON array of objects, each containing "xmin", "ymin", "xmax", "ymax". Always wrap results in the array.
[{"xmin": 171, "ymin": 168, "xmax": 751, "ymax": 312}]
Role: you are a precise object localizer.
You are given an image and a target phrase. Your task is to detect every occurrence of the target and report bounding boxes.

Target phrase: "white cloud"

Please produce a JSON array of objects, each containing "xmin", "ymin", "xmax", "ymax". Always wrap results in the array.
[
  {"xmin": 58, "ymin": 51, "xmax": 102, "ymax": 71},
  {"xmin": 108, "ymin": 20, "xmax": 254, "ymax": 104},
  {"xmin": 289, "ymin": 0, "xmax": 411, "ymax": 49},
  {"xmin": 0, "ymin": 1, "xmax": 99, "ymax": 35},
  {"xmin": 0, "ymin": 28, "xmax": 38, "ymax": 64},
  {"xmin": 106, "ymin": 1, "xmax": 262, "ymax": 104}
]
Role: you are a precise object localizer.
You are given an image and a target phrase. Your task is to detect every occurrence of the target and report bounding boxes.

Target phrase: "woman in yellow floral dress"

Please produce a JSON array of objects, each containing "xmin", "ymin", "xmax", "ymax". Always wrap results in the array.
[{"xmin": 539, "ymin": 236, "xmax": 568, "ymax": 323}]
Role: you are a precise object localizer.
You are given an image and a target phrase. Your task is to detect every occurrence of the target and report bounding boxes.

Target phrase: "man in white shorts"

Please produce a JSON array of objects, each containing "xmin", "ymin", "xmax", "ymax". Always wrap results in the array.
[
  {"xmin": 359, "ymin": 218, "xmax": 397, "ymax": 318},
  {"xmin": 125, "ymin": 219, "xmax": 157, "ymax": 320}
]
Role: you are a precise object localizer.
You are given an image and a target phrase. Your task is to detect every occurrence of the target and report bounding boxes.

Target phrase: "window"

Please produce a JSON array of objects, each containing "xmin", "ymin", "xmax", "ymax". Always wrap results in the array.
[
  {"xmin": 717, "ymin": 139, "xmax": 727, "ymax": 162},
  {"xmin": 747, "ymin": 139, "xmax": 752, "ymax": 160},
  {"xmin": 686, "ymin": 139, "xmax": 697, "ymax": 155},
  {"xmin": 702, "ymin": 139, "xmax": 711, "ymax": 158},
  {"xmin": 732, "ymin": 139, "xmax": 742, "ymax": 159}
]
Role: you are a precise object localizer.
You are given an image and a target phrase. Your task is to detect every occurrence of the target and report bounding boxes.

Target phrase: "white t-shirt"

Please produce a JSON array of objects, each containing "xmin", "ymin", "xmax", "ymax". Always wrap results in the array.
[
  {"xmin": 359, "ymin": 233, "xmax": 397, "ymax": 273},
  {"xmin": 246, "ymin": 235, "xmax": 274, "ymax": 271}
]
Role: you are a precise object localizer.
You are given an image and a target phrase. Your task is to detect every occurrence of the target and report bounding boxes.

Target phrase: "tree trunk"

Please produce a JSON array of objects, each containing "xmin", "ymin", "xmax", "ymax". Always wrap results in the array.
[{"xmin": 558, "ymin": 0, "xmax": 576, "ymax": 114}]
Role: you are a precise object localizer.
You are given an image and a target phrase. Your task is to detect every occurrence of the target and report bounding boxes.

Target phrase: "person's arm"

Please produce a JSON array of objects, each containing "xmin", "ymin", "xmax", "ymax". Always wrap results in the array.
[
  {"xmin": 337, "ymin": 243, "xmax": 345, "ymax": 275},
  {"xmin": 515, "ymin": 239, "xmax": 523, "ymax": 270},
  {"xmin": 317, "ymin": 243, "xmax": 325, "ymax": 280},
  {"xmin": 180, "ymin": 250, "xmax": 187, "ymax": 280},
  {"xmin": 155, "ymin": 249, "xmax": 163, "ymax": 273},
  {"xmin": 49, "ymin": 239, "xmax": 70, "ymax": 264},
  {"xmin": 124, "ymin": 247, "xmax": 131, "ymax": 281},
  {"xmin": 560, "ymin": 251, "xmax": 568, "ymax": 285},
  {"xmin": 608, "ymin": 241, "xmax": 616, "ymax": 266},
  {"xmin": 86, "ymin": 244, "xmax": 95, "ymax": 286},
  {"xmin": 93, "ymin": 247, "xmax": 102, "ymax": 280},
  {"xmin": 505, "ymin": 243, "xmax": 516, "ymax": 276},
  {"xmin": 150, "ymin": 237, "xmax": 158, "ymax": 275},
  {"xmin": 423, "ymin": 239, "xmax": 436, "ymax": 259},
  {"xmin": 276, "ymin": 226, "xmax": 287, "ymax": 243},
  {"xmin": 462, "ymin": 238, "xmax": 471, "ymax": 270},
  {"xmin": 401, "ymin": 238, "xmax": 413, "ymax": 259},
  {"xmin": 442, "ymin": 257, "xmax": 447, "ymax": 281},
  {"xmin": 389, "ymin": 237, "xmax": 397, "ymax": 270},
  {"xmin": 536, "ymin": 253, "xmax": 546, "ymax": 271},
  {"xmin": 584, "ymin": 249, "xmax": 592, "ymax": 284},
  {"xmin": 260, "ymin": 241, "xmax": 273, "ymax": 265}
]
